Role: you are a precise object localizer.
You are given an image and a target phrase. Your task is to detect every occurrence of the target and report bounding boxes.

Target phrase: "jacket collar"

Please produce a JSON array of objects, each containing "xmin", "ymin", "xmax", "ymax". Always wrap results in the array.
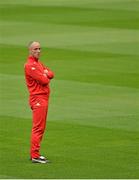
[{"xmin": 28, "ymin": 55, "xmax": 39, "ymax": 63}]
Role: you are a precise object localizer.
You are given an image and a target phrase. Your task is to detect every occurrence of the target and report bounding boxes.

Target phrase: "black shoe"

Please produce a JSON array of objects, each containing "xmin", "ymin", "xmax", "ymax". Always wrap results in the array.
[{"xmin": 32, "ymin": 156, "xmax": 50, "ymax": 164}]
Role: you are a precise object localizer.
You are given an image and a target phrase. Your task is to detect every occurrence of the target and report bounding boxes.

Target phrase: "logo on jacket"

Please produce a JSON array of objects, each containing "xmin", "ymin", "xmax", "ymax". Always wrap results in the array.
[{"xmin": 31, "ymin": 67, "xmax": 36, "ymax": 70}]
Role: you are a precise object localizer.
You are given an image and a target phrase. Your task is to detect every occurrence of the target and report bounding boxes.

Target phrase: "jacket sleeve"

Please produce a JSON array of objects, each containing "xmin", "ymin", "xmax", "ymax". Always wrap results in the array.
[
  {"xmin": 41, "ymin": 63, "xmax": 54, "ymax": 79},
  {"xmin": 25, "ymin": 64, "xmax": 50, "ymax": 85},
  {"xmin": 46, "ymin": 69, "xmax": 54, "ymax": 79}
]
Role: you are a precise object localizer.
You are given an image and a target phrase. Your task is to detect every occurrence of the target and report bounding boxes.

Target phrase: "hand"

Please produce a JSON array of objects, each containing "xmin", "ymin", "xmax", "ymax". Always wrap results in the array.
[{"xmin": 44, "ymin": 69, "xmax": 48, "ymax": 75}]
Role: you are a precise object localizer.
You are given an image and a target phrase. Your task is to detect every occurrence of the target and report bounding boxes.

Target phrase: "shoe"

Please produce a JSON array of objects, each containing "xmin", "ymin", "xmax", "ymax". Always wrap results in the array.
[{"xmin": 32, "ymin": 156, "xmax": 50, "ymax": 164}]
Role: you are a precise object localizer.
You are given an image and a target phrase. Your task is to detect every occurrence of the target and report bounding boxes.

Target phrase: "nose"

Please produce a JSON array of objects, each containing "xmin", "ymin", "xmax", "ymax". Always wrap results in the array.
[{"xmin": 37, "ymin": 48, "xmax": 41, "ymax": 53}]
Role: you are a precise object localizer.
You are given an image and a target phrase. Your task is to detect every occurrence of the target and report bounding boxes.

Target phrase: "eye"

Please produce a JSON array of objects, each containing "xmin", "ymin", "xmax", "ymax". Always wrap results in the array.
[{"xmin": 34, "ymin": 48, "xmax": 41, "ymax": 50}]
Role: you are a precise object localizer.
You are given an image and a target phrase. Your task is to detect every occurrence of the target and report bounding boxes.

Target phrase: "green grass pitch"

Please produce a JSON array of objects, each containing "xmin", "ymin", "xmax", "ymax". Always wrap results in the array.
[{"xmin": 0, "ymin": 0, "xmax": 139, "ymax": 178}]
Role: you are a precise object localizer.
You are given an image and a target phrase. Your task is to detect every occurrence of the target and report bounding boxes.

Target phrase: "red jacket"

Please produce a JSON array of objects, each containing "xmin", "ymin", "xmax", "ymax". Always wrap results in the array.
[{"xmin": 24, "ymin": 56, "xmax": 54, "ymax": 96}]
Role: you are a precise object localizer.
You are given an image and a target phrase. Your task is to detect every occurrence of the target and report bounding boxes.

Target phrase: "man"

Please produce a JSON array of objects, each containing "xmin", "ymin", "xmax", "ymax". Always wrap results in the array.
[{"xmin": 24, "ymin": 41, "xmax": 54, "ymax": 164}]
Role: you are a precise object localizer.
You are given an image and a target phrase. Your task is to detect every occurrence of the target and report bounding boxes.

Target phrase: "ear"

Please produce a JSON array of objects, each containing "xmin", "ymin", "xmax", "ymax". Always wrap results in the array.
[{"xmin": 29, "ymin": 46, "xmax": 33, "ymax": 52}]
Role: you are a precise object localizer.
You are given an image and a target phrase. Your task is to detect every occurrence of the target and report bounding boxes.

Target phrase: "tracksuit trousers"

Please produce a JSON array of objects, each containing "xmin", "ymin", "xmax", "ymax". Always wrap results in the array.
[{"xmin": 29, "ymin": 94, "xmax": 49, "ymax": 158}]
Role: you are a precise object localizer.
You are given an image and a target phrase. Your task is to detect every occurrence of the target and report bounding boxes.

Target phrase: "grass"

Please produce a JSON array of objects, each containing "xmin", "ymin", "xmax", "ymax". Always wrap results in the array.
[
  {"xmin": 0, "ymin": 116, "xmax": 138, "ymax": 179},
  {"xmin": 0, "ymin": 0, "xmax": 139, "ymax": 178}
]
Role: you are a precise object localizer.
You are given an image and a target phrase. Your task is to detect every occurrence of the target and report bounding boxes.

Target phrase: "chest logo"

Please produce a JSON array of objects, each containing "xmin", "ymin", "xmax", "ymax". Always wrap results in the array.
[{"xmin": 31, "ymin": 67, "xmax": 36, "ymax": 70}]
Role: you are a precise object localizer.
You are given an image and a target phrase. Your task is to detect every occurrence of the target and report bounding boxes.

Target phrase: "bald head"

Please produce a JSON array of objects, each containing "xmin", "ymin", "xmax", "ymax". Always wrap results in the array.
[
  {"xmin": 28, "ymin": 41, "xmax": 40, "ymax": 49},
  {"xmin": 28, "ymin": 41, "xmax": 41, "ymax": 59}
]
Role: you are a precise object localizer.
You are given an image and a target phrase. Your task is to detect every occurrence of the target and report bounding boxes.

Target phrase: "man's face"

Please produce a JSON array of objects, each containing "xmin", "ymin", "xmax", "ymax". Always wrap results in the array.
[{"xmin": 29, "ymin": 42, "xmax": 41, "ymax": 59}]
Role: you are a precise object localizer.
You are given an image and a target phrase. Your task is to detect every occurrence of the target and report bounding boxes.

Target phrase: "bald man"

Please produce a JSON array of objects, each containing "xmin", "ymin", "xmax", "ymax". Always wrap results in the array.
[{"xmin": 24, "ymin": 41, "xmax": 54, "ymax": 163}]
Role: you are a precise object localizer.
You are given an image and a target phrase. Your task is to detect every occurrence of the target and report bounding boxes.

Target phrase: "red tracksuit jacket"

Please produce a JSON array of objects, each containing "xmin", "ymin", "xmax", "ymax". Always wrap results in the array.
[{"xmin": 24, "ymin": 56, "xmax": 54, "ymax": 96}]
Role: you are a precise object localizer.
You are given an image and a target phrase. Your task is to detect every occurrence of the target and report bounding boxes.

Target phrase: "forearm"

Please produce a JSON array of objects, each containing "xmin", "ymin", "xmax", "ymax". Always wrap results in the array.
[{"xmin": 44, "ymin": 69, "xmax": 54, "ymax": 79}]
